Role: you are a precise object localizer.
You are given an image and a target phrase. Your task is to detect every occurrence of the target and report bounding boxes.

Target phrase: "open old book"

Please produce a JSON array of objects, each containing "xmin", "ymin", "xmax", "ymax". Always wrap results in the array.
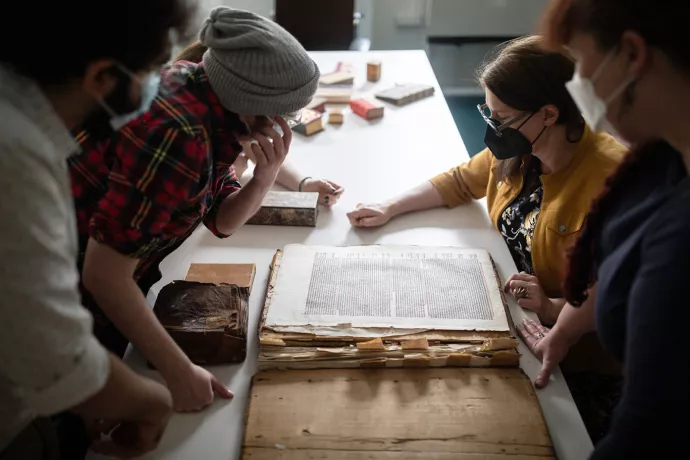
[{"xmin": 258, "ymin": 245, "xmax": 519, "ymax": 370}]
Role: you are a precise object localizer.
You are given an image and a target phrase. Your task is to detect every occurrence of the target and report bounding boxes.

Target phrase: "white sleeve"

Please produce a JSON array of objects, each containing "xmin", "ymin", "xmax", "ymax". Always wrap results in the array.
[{"xmin": 0, "ymin": 141, "xmax": 110, "ymax": 416}]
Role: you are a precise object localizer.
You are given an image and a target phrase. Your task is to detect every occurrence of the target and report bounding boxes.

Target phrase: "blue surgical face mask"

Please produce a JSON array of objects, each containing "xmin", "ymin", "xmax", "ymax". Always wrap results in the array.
[{"xmin": 98, "ymin": 65, "xmax": 161, "ymax": 130}]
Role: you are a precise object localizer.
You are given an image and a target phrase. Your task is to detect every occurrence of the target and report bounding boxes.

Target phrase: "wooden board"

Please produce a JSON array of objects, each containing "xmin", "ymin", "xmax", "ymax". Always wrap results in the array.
[{"xmin": 242, "ymin": 368, "xmax": 554, "ymax": 459}]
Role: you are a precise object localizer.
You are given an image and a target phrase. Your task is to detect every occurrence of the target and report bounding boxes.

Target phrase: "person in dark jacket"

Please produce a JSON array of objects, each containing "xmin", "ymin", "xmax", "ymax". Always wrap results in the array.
[{"xmin": 516, "ymin": 0, "xmax": 690, "ymax": 458}]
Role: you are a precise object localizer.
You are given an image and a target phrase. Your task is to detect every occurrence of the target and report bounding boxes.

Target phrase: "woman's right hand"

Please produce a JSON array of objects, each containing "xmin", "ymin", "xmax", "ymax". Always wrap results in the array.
[
  {"xmin": 517, "ymin": 319, "xmax": 574, "ymax": 389},
  {"xmin": 347, "ymin": 203, "xmax": 393, "ymax": 228}
]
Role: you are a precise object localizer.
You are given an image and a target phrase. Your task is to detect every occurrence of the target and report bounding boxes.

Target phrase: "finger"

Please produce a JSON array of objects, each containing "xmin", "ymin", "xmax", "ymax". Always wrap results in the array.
[
  {"xmin": 535, "ymin": 357, "xmax": 556, "ymax": 389},
  {"xmin": 241, "ymin": 146, "xmax": 257, "ymax": 164},
  {"xmin": 211, "ymin": 377, "xmax": 235, "ymax": 399},
  {"xmin": 503, "ymin": 274, "xmax": 519, "ymax": 292},
  {"xmin": 253, "ymin": 133, "xmax": 275, "ymax": 163},
  {"xmin": 523, "ymin": 319, "xmax": 543, "ymax": 335},
  {"xmin": 348, "ymin": 208, "xmax": 375, "ymax": 220},
  {"xmin": 261, "ymin": 126, "xmax": 284, "ymax": 158},
  {"xmin": 512, "ymin": 272, "xmax": 537, "ymax": 282},
  {"xmin": 516, "ymin": 323, "xmax": 540, "ymax": 354},
  {"xmin": 536, "ymin": 323, "xmax": 551, "ymax": 336},
  {"xmin": 275, "ymin": 117, "xmax": 292, "ymax": 152},
  {"xmin": 325, "ymin": 181, "xmax": 343, "ymax": 193},
  {"xmin": 508, "ymin": 279, "xmax": 531, "ymax": 291},
  {"xmin": 358, "ymin": 217, "xmax": 383, "ymax": 227},
  {"xmin": 250, "ymin": 143, "xmax": 267, "ymax": 166}
]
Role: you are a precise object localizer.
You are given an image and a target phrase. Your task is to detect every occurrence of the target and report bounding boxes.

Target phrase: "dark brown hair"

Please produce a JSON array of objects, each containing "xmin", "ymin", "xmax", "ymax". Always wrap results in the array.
[
  {"xmin": 0, "ymin": 0, "xmax": 194, "ymax": 86},
  {"xmin": 174, "ymin": 40, "xmax": 208, "ymax": 64},
  {"xmin": 541, "ymin": 0, "xmax": 690, "ymax": 305},
  {"xmin": 542, "ymin": 0, "xmax": 690, "ymax": 73},
  {"xmin": 478, "ymin": 35, "xmax": 584, "ymax": 179}
]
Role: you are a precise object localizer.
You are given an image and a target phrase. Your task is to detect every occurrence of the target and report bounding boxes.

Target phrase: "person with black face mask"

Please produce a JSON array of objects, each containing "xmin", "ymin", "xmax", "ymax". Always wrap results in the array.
[
  {"xmin": 0, "ymin": 1, "xmax": 193, "ymax": 459},
  {"xmin": 348, "ymin": 35, "xmax": 628, "ymax": 441}
]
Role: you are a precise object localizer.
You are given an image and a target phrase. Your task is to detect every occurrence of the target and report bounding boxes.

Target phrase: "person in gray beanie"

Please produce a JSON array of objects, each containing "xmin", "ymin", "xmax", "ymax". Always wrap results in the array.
[
  {"xmin": 200, "ymin": 6, "xmax": 320, "ymax": 117},
  {"xmin": 65, "ymin": 6, "xmax": 342, "ymax": 417}
]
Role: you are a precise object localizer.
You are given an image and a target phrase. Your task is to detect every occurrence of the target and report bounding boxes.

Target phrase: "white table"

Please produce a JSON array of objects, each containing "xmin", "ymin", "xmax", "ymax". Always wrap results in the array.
[{"xmin": 90, "ymin": 51, "xmax": 592, "ymax": 460}]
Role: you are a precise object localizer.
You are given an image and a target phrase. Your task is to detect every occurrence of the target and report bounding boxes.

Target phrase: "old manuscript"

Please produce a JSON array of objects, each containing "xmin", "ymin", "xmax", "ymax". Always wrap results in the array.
[
  {"xmin": 259, "ymin": 245, "xmax": 517, "ymax": 370},
  {"xmin": 266, "ymin": 244, "xmax": 510, "ymax": 333}
]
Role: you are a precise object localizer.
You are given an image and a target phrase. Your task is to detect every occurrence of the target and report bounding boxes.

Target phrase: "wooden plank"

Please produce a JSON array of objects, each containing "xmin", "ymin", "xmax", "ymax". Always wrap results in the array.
[
  {"xmin": 244, "ymin": 448, "xmax": 553, "ymax": 459},
  {"xmin": 242, "ymin": 369, "xmax": 554, "ymax": 459}
]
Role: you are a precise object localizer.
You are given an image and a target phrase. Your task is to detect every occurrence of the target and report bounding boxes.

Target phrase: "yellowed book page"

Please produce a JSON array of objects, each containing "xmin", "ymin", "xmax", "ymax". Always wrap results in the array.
[{"xmin": 265, "ymin": 245, "xmax": 510, "ymax": 332}]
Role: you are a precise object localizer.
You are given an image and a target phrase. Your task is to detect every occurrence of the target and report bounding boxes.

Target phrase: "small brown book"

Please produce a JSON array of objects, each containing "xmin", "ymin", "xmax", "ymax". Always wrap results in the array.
[
  {"xmin": 247, "ymin": 191, "xmax": 319, "ymax": 227},
  {"xmin": 305, "ymin": 97, "xmax": 327, "ymax": 113},
  {"xmin": 314, "ymin": 87, "xmax": 353, "ymax": 104},
  {"xmin": 293, "ymin": 109, "xmax": 324, "ymax": 136},
  {"xmin": 319, "ymin": 71, "xmax": 354, "ymax": 86},
  {"xmin": 375, "ymin": 83, "xmax": 435, "ymax": 106},
  {"xmin": 367, "ymin": 60, "xmax": 381, "ymax": 82}
]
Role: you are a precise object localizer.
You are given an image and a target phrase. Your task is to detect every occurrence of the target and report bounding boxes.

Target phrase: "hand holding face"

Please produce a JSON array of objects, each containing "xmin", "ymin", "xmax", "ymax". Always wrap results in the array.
[{"xmin": 248, "ymin": 117, "xmax": 292, "ymax": 188}]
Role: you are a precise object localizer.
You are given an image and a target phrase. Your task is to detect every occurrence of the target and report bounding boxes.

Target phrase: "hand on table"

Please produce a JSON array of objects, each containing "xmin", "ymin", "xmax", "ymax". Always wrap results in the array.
[
  {"xmin": 504, "ymin": 272, "xmax": 557, "ymax": 324},
  {"xmin": 248, "ymin": 117, "xmax": 292, "ymax": 188},
  {"xmin": 89, "ymin": 378, "xmax": 172, "ymax": 458},
  {"xmin": 165, "ymin": 363, "xmax": 234, "ymax": 412},
  {"xmin": 517, "ymin": 319, "xmax": 572, "ymax": 389},
  {"xmin": 347, "ymin": 203, "xmax": 393, "ymax": 227},
  {"xmin": 301, "ymin": 178, "xmax": 344, "ymax": 206}
]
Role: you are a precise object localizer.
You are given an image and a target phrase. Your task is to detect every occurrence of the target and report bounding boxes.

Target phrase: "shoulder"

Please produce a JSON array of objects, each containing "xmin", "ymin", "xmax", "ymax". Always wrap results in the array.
[
  {"xmin": 0, "ymin": 100, "xmax": 53, "ymax": 165},
  {"xmin": 584, "ymin": 130, "xmax": 628, "ymax": 174},
  {"xmin": 139, "ymin": 62, "xmax": 211, "ymax": 135}
]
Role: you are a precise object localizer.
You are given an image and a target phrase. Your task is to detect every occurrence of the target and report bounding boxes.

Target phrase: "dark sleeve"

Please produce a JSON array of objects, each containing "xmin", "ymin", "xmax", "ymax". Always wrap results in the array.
[{"xmin": 590, "ymin": 193, "xmax": 690, "ymax": 459}]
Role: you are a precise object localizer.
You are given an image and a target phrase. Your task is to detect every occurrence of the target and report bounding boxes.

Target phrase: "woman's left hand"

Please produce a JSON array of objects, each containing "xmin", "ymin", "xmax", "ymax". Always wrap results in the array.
[
  {"xmin": 504, "ymin": 272, "xmax": 556, "ymax": 323},
  {"xmin": 301, "ymin": 178, "xmax": 344, "ymax": 207}
]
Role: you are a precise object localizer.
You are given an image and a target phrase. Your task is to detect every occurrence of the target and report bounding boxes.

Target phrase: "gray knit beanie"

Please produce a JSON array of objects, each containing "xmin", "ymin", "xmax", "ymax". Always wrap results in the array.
[{"xmin": 199, "ymin": 7, "xmax": 320, "ymax": 116}]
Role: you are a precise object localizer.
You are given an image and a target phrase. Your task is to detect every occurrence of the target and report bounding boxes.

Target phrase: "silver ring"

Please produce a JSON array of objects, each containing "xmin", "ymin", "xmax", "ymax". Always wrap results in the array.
[{"xmin": 535, "ymin": 332, "xmax": 544, "ymax": 339}]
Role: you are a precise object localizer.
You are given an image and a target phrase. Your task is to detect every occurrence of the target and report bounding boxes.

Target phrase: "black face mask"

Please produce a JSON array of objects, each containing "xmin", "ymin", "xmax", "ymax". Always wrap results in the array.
[{"xmin": 483, "ymin": 112, "xmax": 547, "ymax": 160}]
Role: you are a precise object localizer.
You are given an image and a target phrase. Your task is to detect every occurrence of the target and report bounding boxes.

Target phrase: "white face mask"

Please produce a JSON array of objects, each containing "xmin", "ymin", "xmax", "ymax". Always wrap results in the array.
[
  {"xmin": 99, "ymin": 66, "xmax": 161, "ymax": 130},
  {"xmin": 565, "ymin": 50, "xmax": 634, "ymax": 135}
]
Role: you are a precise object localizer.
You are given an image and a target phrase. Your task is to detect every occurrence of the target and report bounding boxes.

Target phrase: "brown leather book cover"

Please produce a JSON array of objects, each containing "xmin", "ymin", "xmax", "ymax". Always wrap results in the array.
[{"xmin": 151, "ymin": 263, "xmax": 256, "ymax": 365}]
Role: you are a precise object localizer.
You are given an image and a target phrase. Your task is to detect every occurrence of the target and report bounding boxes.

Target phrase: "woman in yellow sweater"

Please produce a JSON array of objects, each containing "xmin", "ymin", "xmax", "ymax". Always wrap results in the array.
[{"xmin": 349, "ymin": 35, "xmax": 625, "ymax": 328}]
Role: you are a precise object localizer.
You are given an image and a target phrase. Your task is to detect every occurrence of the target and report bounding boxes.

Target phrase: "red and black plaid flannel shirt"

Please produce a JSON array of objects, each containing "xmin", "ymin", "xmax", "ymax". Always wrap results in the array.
[{"xmin": 70, "ymin": 61, "xmax": 243, "ymax": 301}]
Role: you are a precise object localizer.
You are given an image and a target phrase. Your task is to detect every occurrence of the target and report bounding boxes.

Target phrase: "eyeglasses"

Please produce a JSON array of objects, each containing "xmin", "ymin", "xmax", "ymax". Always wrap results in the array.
[{"xmin": 477, "ymin": 103, "xmax": 530, "ymax": 137}]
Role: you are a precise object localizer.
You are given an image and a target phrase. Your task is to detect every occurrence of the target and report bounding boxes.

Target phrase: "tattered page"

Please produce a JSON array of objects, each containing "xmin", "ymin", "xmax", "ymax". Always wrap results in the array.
[{"xmin": 265, "ymin": 245, "xmax": 510, "ymax": 332}]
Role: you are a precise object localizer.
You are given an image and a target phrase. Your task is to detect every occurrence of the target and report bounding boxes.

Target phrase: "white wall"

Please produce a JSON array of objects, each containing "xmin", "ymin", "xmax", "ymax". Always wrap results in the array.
[
  {"xmin": 429, "ymin": 0, "xmax": 548, "ymax": 37},
  {"xmin": 195, "ymin": 0, "xmax": 274, "ymax": 28},
  {"xmin": 369, "ymin": 0, "xmax": 548, "ymax": 50}
]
